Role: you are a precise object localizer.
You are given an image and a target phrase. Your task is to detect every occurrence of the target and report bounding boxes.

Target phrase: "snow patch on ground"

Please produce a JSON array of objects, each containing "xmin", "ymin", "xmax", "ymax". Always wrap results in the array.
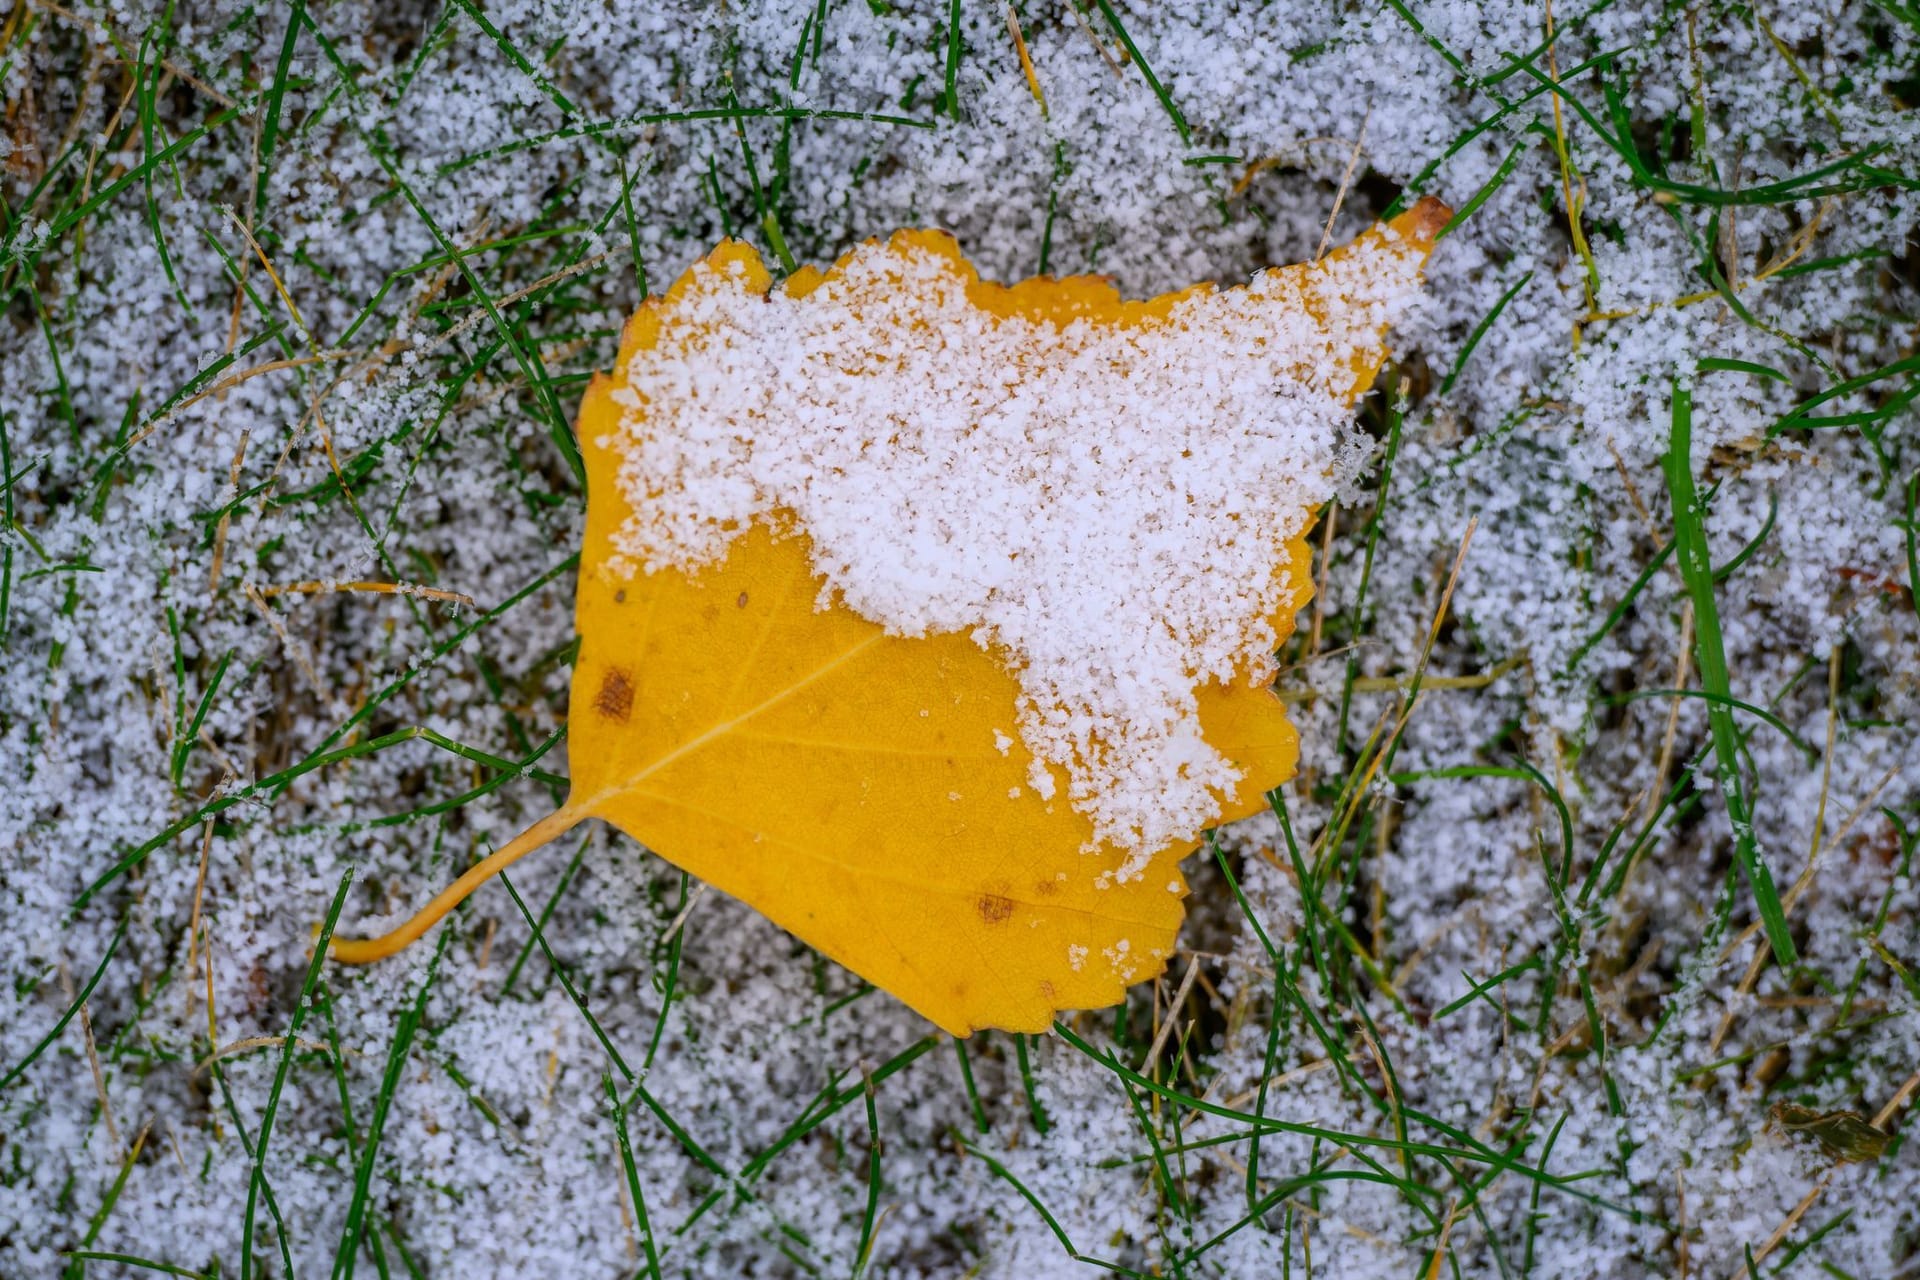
[{"xmin": 1, "ymin": 0, "xmax": 1917, "ymax": 1276}]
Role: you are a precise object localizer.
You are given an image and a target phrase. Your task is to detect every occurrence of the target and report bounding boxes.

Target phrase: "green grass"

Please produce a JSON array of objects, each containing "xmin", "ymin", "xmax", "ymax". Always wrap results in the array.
[
  {"xmin": 3, "ymin": 0, "xmax": 1918, "ymax": 1276},
  {"xmin": 1665, "ymin": 376, "xmax": 1796, "ymax": 969}
]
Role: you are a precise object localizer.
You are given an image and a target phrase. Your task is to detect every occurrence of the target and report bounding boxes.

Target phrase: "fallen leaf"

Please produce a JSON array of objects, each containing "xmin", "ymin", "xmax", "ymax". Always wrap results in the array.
[
  {"xmin": 1770, "ymin": 1101, "xmax": 1892, "ymax": 1164},
  {"xmin": 332, "ymin": 201, "xmax": 1448, "ymax": 1035}
]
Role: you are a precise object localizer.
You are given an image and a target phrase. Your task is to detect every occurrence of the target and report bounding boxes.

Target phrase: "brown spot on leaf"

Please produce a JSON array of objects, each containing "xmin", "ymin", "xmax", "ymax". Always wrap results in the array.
[
  {"xmin": 614, "ymin": 589, "xmax": 627, "ymax": 604},
  {"xmin": 1404, "ymin": 194, "xmax": 1454, "ymax": 243},
  {"xmin": 1038, "ymin": 980, "xmax": 1056, "ymax": 1002},
  {"xmin": 737, "ymin": 591, "xmax": 750, "ymax": 608},
  {"xmin": 594, "ymin": 668, "xmax": 634, "ymax": 722},
  {"xmin": 976, "ymin": 893, "xmax": 1014, "ymax": 924},
  {"xmin": 1033, "ymin": 878, "xmax": 1059, "ymax": 897}
]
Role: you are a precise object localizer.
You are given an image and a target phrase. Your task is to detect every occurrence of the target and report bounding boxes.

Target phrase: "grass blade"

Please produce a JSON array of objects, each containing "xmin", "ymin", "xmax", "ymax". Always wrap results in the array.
[{"xmin": 1662, "ymin": 377, "xmax": 1795, "ymax": 968}]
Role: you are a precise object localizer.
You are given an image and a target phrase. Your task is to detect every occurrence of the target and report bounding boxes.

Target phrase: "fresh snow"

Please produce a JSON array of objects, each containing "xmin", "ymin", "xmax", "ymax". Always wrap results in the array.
[
  {"xmin": 2, "ymin": 0, "xmax": 1917, "ymax": 1277},
  {"xmin": 606, "ymin": 229, "xmax": 1425, "ymax": 866}
]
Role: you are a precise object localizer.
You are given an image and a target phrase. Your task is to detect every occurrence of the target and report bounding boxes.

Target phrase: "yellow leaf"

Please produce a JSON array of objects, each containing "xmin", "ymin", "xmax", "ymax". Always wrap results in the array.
[{"xmin": 331, "ymin": 200, "xmax": 1448, "ymax": 1036}]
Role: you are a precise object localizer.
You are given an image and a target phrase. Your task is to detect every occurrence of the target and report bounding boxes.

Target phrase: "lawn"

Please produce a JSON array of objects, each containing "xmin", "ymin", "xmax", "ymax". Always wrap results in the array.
[{"xmin": 1, "ymin": 0, "xmax": 1917, "ymax": 1276}]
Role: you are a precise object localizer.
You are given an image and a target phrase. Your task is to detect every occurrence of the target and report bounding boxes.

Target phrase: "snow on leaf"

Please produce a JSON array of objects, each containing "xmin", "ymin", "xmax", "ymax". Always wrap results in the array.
[{"xmin": 330, "ymin": 201, "xmax": 1446, "ymax": 1035}]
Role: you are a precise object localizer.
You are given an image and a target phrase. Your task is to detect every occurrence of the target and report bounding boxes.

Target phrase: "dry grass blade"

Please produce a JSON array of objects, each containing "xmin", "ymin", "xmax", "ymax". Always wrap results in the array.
[{"xmin": 256, "ymin": 579, "xmax": 477, "ymax": 607}]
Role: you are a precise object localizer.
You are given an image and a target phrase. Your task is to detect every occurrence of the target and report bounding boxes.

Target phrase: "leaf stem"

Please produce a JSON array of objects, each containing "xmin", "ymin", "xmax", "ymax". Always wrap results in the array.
[{"xmin": 330, "ymin": 805, "xmax": 585, "ymax": 963}]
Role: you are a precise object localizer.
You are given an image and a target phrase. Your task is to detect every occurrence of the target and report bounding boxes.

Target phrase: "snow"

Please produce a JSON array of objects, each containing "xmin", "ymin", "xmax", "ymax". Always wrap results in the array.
[
  {"xmin": 605, "ymin": 226, "xmax": 1426, "ymax": 867},
  {"xmin": 1, "ymin": 0, "xmax": 1917, "ymax": 1277}
]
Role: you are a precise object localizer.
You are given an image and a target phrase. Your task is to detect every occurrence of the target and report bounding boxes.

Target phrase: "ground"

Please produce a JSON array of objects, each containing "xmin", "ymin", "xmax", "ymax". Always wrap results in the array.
[{"xmin": 2, "ymin": 0, "xmax": 1918, "ymax": 1277}]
